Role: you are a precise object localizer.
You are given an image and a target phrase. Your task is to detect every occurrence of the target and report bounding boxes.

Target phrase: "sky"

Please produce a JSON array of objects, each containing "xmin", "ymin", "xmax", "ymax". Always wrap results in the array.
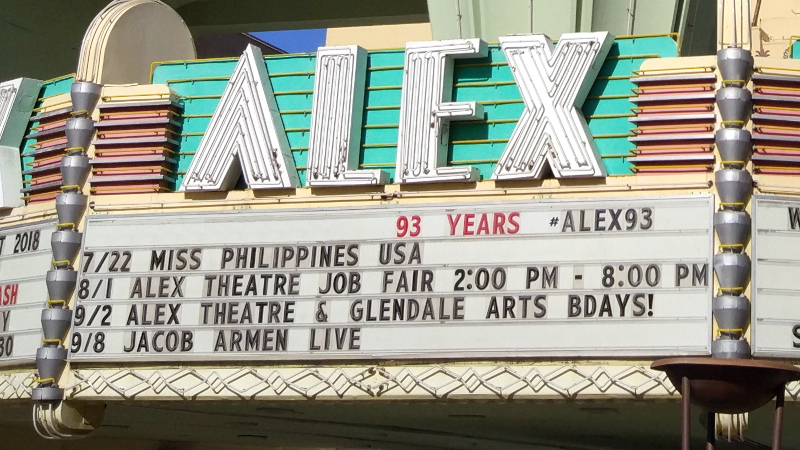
[{"xmin": 251, "ymin": 29, "xmax": 327, "ymax": 53}]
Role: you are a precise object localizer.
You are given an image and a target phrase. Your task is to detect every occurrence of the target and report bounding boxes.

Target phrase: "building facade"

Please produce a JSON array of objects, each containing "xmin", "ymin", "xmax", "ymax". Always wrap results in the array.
[{"xmin": 1, "ymin": 0, "xmax": 800, "ymax": 448}]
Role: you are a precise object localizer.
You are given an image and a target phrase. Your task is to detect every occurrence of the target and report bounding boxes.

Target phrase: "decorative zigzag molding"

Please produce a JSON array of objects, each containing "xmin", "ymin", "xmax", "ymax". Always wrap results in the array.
[
  {"xmin": 0, "ymin": 371, "xmax": 37, "ymax": 400},
  {"xmin": 0, "ymin": 365, "xmax": 791, "ymax": 401},
  {"xmin": 181, "ymin": 44, "xmax": 299, "ymax": 191},
  {"xmin": 62, "ymin": 364, "xmax": 680, "ymax": 401}
]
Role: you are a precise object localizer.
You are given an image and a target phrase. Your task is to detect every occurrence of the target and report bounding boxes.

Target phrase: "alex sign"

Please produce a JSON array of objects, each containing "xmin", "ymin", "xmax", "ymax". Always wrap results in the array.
[
  {"xmin": 69, "ymin": 196, "xmax": 712, "ymax": 362},
  {"xmin": 181, "ymin": 33, "xmax": 613, "ymax": 191}
]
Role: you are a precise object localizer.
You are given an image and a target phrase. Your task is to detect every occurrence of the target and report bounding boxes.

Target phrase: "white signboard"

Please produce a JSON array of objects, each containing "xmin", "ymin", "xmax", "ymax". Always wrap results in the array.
[
  {"xmin": 70, "ymin": 196, "xmax": 713, "ymax": 362},
  {"xmin": 752, "ymin": 195, "xmax": 800, "ymax": 357},
  {"xmin": 0, "ymin": 219, "xmax": 54, "ymax": 366}
]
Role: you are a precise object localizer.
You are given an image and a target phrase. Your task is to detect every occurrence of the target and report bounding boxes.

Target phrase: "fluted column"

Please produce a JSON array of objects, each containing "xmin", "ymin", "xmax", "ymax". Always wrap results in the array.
[
  {"xmin": 711, "ymin": 47, "xmax": 754, "ymax": 359},
  {"xmin": 31, "ymin": 82, "xmax": 101, "ymax": 403}
]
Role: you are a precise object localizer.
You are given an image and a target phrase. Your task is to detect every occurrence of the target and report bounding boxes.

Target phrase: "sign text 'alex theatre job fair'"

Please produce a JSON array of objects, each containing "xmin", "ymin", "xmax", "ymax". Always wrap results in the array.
[{"xmin": 68, "ymin": 196, "xmax": 713, "ymax": 362}]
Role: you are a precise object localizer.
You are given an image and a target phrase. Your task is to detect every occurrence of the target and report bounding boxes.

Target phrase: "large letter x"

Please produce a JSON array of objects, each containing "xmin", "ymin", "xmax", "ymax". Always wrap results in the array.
[{"xmin": 492, "ymin": 32, "xmax": 613, "ymax": 180}]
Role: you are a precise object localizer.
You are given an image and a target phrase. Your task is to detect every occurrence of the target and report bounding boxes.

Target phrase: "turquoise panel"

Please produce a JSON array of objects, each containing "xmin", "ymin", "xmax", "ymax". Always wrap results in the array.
[
  {"xmin": 39, "ymin": 75, "xmax": 74, "ymax": 99},
  {"xmin": 793, "ymin": 40, "xmax": 800, "ymax": 59},
  {"xmin": 19, "ymin": 74, "xmax": 75, "ymax": 183},
  {"xmin": 153, "ymin": 35, "xmax": 677, "ymax": 187}
]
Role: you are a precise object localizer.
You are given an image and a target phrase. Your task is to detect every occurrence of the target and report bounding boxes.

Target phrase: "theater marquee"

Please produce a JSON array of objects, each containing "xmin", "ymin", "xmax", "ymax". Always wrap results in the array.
[{"xmin": 69, "ymin": 196, "xmax": 713, "ymax": 362}]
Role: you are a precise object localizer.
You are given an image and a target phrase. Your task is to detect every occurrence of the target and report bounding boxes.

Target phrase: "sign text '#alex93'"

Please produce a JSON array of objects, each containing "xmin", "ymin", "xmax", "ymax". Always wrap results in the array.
[{"xmin": 69, "ymin": 196, "xmax": 713, "ymax": 362}]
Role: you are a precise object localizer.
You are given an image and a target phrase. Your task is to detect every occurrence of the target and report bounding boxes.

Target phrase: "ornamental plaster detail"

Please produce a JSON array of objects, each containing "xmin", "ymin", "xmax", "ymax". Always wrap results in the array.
[
  {"xmin": 76, "ymin": 0, "xmax": 195, "ymax": 84},
  {"xmin": 64, "ymin": 364, "xmax": 681, "ymax": 401},
  {"xmin": 0, "ymin": 365, "xmax": 791, "ymax": 401},
  {"xmin": 0, "ymin": 371, "xmax": 37, "ymax": 400}
]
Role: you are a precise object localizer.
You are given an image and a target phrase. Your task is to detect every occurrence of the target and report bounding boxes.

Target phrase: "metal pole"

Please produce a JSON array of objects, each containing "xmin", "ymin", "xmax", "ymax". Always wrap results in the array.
[
  {"xmin": 706, "ymin": 411, "xmax": 716, "ymax": 450},
  {"xmin": 683, "ymin": 376, "xmax": 691, "ymax": 450},
  {"xmin": 772, "ymin": 385, "xmax": 785, "ymax": 450}
]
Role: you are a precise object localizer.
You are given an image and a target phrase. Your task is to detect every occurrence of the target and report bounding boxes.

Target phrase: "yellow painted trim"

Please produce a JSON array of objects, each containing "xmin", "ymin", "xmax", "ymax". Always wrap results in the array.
[
  {"xmin": 273, "ymin": 89, "xmax": 314, "ymax": 96},
  {"xmin": 633, "ymin": 66, "xmax": 714, "ymax": 75},
  {"xmin": 756, "ymin": 66, "xmax": 800, "ymax": 75},
  {"xmin": 587, "ymin": 113, "xmax": 636, "ymax": 119},
  {"xmin": 366, "ymin": 86, "xmax": 401, "ymax": 91},
  {"xmin": 368, "ymin": 65, "xmax": 404, "ymax": 71},
  {"xmin": 593, "ymin": 133, "xmax": 632, "ymax": 139},
  {"xmin": 607, "ymin": 54, "xmax": 661, "ymax": 60},
  {"xmin": 270, "ymin": 71, "xmax": 314, "ymax": 78},
  {"xmin": 363, "ymin": 123, "xmax": 399, "ymax": 129},
  {"xmin": 166, "ymin": 76, "xmax": 230, "ymax": 84},
  {"xmin": 478, "ymin": 100, "xmax": 523, "ymax": 105},
  {"xmin": 31, "ymin": 99, "xmax": 71, "ymax": 113},
  {"xmin": 587, "ymin": 94, "xmax": 632, "ymax": 100},
  {"xmin": 365, "ymin": 105, "xmax": 400, "ymax": 111},
  {"xmin": 454, "ymin": 80, "xmax": 517, "ymax": 88},
  {"xmin": 632, "ymin": 104, "xmax": 714, "ymax": 112},
  {"xmin": 41, "ymin": 73, "xmax": 76, "ymax": 84},
  {"xmin": 102, "ymin": 92, "xmax": 171, "ymax": 101},
  {"xmin": 181, "ymin": 95, "xmax": 222, "ymax": 100},
  {"xmin": 451, "ymin": 138, "xmax": 509, "ymax": 145},
  {"xmin": 456, "ymin": 62, "xmax": 508, "ymax": 68}
]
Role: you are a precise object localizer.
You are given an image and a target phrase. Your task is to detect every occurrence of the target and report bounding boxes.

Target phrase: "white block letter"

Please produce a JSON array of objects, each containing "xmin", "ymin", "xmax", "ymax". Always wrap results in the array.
[
  {"xmin": 307, "ymin": 46, "xmax": 388, "ymax": 186},
  {"xmin": 493, "ymin": 33, "xmax": 613, "ymax": 180},
  {"xmin": 181, "ymin": 44, "xmax": 299, "ymax": 191},
  {"xmin": 396, "ymin": 39, "xmax": 488, "ymax": 184}
]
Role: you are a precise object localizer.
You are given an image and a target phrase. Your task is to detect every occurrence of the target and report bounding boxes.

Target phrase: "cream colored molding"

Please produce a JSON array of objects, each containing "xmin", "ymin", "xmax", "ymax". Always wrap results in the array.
[
  {"xmin": 0, "ymin": 370, "xmax": 37, "ymax": 400},
  {"xmin": 64, "ymin": 364, "xmax": 680, "ymax": 401},
  {"xmin": 0, "ymin": 363, "xmax": 792, "ymax": 402},
  {"xmin": 76, "ymin": 0, "xmax": 195, "ymax": 84},
  {"xmin": 717, "ymin": 0, "xmax": 752, "ymax": 50},
  {"xmin": 89, "ymin": 173, "xmax": 714, "ymax": 216}
]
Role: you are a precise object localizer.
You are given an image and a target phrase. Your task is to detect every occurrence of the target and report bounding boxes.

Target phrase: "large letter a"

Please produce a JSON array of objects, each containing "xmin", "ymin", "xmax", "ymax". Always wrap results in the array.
[{"xmin": 181, "ymin": 45, "xmax": 299, "ymax": 191}]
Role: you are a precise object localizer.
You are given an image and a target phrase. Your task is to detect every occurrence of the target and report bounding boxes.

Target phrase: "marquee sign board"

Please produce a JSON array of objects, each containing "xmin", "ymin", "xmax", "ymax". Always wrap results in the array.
[
  {"xmin": 752, "ymin": 195, "xmax": 800, "ymax": 357},
  {"xmin": 0, "ymin": 219, "xmax": 54, "ymax": 366},
  {"xmin": 70, "ymin": 196, "xmax": 713, "ymax": 363}
]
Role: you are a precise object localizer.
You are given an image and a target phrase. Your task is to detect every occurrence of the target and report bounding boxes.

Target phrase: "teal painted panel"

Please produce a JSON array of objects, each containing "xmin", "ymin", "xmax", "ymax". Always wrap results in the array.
[
  {"xmin": 366, "ymin": 50, "xmax": 405, "ymax": 67},
  {"xmin": 39, "ymin": 75, "xmax": 74, "ymax": 99},
  {"xmin": 793, "ymin": 40, "xmax": 800, "ymax": 59},
  {"xmin": 603, "ymin": 156, "xmax": 633, "ymax": 175},
  {"xmin": 154, "ymin": 35, "xmax": 677, "ymax": 186},
  {"xmin": 366, "ymin": 69, "xmax": 404, "ymax": 86},
  {"xmin": 360, "ymin": 146, "xmax": 396, "ymax": 165},
  {"xmin": 20, "ymin": 74, "xmax": 75, "ymax": 183}
]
